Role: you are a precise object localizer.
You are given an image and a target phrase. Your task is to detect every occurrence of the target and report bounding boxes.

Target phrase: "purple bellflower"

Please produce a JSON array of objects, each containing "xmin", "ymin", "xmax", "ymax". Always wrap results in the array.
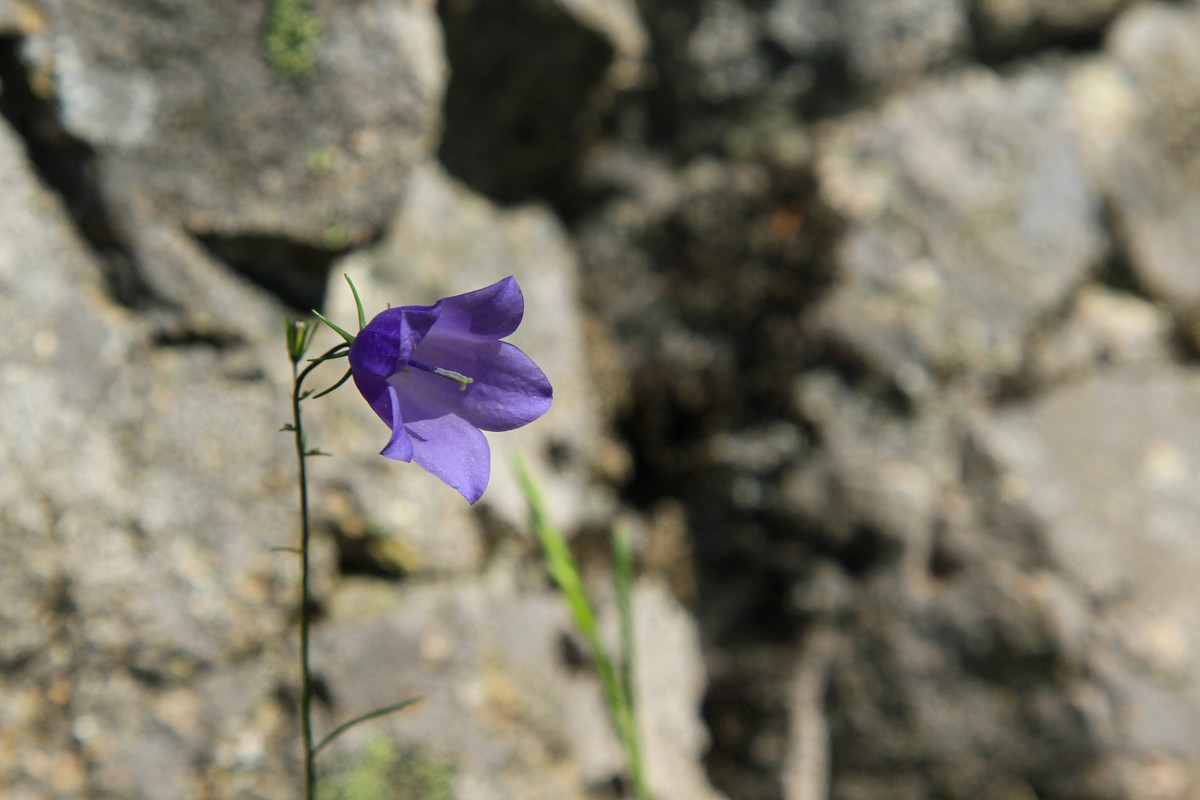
[{"xmin": 347, "ymin": 276, "xmax": 552, "ymax": 503}]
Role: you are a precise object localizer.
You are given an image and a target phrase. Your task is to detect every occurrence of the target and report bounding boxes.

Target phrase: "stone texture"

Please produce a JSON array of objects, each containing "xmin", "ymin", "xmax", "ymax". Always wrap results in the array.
[
  {"xmin": 814, "ymin": 66, "xmax": 1104, "ymax": 384},
  {"xmin": 21, "ymin": 0, "xmax": 444, "ymax": 248},
  {"xmin": 0, "ymin": 96, "xmax": 639, "ymax": 800},
  {"xmin": 1087, "ymin": 2, "xmax": 1200, "ymax": 344},
  {"xmin": 835, "ymin": 0, "xmax": 968, "ymax": 87},
  {"xmin": 11, "ymin": 1, "xmax": 1200, "ymax": 799},
  {"xmin": 313, "ymin": 568, "xmax": 725, "ymax": 800},
  {"xmin": 713, "ymin": 0, "xmax": 969, "ymax": 94},
  {"xmin": 0, "ymin": 113, "xmax": 299, "ymax": 800},
  {"xmin": 975, "ymin": 366, "xmax": 1200, "ymax": 789}
]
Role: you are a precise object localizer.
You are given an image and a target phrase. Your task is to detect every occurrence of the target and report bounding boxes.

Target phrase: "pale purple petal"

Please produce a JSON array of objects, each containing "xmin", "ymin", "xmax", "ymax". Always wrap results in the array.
[
  {"xmin": 402, "ymin": 398, "xmax": 492, "ymax": 503},
  {"xmin": 431, "ymin": 276, "xmax": 524, "ymax": 340},
  {"xmin": 378, "ymin": 384, "xmax": 414, "ymax": 462},
  {"xmin": 394, "ymin": 335, "xmax": 552, "ymax": 431}
]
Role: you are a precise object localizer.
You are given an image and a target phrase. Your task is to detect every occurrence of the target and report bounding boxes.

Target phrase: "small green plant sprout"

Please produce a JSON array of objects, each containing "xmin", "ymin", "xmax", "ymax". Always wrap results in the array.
[
  {"xmin": 263, "ymin": 0, "xmax": 323, "ymax": 79},
  {"xmin": 317, "ymin": 736, "xmax": 454, "ymax": 800},
  {"xmin": 514, "ymin": 455, "xmax": 654, "ymax": 800}
]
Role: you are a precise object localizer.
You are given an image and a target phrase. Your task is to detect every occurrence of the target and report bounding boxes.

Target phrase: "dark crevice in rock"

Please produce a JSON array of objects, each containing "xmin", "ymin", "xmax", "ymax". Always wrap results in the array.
[
  {"xmin": 592, "ymin": 167, "xmax": 839, "ymax": 798},
  {"xmin": 986, "ymin": 278, "xmax": 1096, "ymax": 407},
  {"xmin": 1101, "ymin": 197, "xmax": 1200, "ymax": 362},
  {"xmin": 193, "ymin": 233, "xmax": 347, "ymax": 314},
  {"xmin": 329, "ymin": 528, "xmax": 408, "ymax": 582},
  {"xmin": 702, "ymin": 645, "xmax": 793, "ymax": 800},
  {"xmin": 1096, "ymin": 198, "xmax": 1143, "ymax": 298},
  {"xmin": 152, "ymin": 326, "xmax": 246, "ymax": 351},
  {"xmin": 967, "ymin": 6, "xmax": 1117, "ymax": 68},
  {"xmin": 0, "ymin": 35, "xmax": 159, "ymax": 309},
  {"xmin": 435, "ymin": 0, "xmax": 614, "ymax": 209}
]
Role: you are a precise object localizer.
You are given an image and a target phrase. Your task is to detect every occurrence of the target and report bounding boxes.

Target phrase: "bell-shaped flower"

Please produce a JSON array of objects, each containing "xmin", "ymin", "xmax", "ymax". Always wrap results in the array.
[{"xmin": 347, "ymin": 276, "xmax": 553, "ymax": 503}]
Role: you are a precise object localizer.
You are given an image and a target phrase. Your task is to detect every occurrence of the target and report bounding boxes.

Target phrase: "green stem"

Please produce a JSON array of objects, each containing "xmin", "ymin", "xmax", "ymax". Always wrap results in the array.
[
  {"xmin": 289, "ymin": 342, "xmax": 347, "ymax": 800},
  {"xmin": 291, "ymin": 359, "xmax": 317, "ymax": 800}
]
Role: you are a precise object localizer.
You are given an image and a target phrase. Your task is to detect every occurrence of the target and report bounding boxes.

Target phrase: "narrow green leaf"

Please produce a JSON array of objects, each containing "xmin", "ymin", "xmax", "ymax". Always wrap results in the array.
[
  {"xmin": 306, "ymin": 343, "xmax": 350, "ymax": 365},
  {"xmin": 270, "ymin": 546, "xmax": 303, "ymax": 555},
  {"xmin": 280, "ymin": 423, "xmax": 297, "ymax": 432},
  {"xmin": 311, "ymin": 368, "xmax": 353, "ymax": 399},
  {"xmin": 613, "ymin": 524, "xmax": 637, "ymax": 719},
  {"xmin": 312, "ymin": 697, "xmax": 424, "ymax": 756},
  {"xmin": 515, "ymin": 455, "xmax": 654, "ymax": 800},
  {"xmin": 312, "ymin": 309, "xmax": 355, "ymax": 344},
  {"xmin": 344, "ymin": 274, "xmax": 366, "ymax": 330}
]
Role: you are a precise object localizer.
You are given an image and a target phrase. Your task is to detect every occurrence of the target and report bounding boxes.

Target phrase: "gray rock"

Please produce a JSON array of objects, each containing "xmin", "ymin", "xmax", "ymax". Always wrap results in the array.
[
  {"xmin": 974, "ymin": 366, "xmax": 1200, "ymax": 785},
  {"xmin": 0, "ymin": 108, "xmax": 618, "ymax": 798},
  {"xmin": 23, "ymin": 0, "xmax": 444, "ymax": 248},
  {"xmin": 1017, "ymin": 285, "xmax": 1172, "ymax": 391},
  {"xmin": 764, "ymin": 0, "xmax": 968, "ymax": 87},
  {"xmin": 0, "ymin": 112, "xmax": 300, "ymax": 799},
  {"xmin": 689, "ymin": 0, "xmax": 771, "ymax": 103},
  {"xmin": 0, "ymin": 0, "xmax": 28, "ymax": 33},
  {"xmin": 814, "ymin": 66, "xmax": 1104, "ymax": 383},
  {"xmin": 1089, "ymin": 2, "xmax": 1200, "ymax": 343},
  {"xmin": 836, "ymin": 0, "xmax": 969, "ymax": 87},
  {"xmin": 313, "ymin": 568, "xmax": 726, "ymax": 800}
]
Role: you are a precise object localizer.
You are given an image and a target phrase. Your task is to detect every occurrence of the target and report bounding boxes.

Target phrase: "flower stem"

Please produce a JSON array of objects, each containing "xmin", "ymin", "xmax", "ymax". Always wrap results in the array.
[
  {"xmin": 291, "ymin": 358, "xmax": 317, "ymax": 800},
  {"xmin": 288, "ymin": 341, "xmax": 348, "ymax": 800}
]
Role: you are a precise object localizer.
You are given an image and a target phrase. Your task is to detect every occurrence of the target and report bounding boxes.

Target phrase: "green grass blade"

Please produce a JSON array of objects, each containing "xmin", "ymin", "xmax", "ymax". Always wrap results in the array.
[{"xmin": 513, "ymin": 456, "xmax": 654, "ymax": 799}]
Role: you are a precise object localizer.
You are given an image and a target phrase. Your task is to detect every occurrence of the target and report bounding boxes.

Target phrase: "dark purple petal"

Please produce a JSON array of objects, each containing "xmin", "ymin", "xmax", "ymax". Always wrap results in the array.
[
  {"xmin": 392, "ymin": 335, "xmax": 552, "ymax": 431},
  {"xmin": 350, "ymin": 304, "xmax": 441, "ymax": 423},
  {"xmin": 348, "ymin": 305, "xmax": 441, "ymax": 381},
  {"xmin": 402, "ymin": 393, "xmax": 492, "ymax": 503},
  {"xmin": 430, "ymin": 276, "xmax": 524, "ymax": 341}
]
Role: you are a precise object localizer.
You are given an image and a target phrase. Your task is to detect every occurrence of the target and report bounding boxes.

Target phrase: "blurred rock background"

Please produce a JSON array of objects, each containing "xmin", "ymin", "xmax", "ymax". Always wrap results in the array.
[{"xmin": 3, "ymin": 0, "xmax": 1200, "ymax": 798}]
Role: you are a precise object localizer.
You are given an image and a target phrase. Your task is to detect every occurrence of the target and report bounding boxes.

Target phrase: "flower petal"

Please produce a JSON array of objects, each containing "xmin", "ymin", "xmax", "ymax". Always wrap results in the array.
[
  {"xmin": 378, "ymin": 384, "xmax": 414, "ymax": 462},
  {"xmin": 349, "ymin": 305, "xmax": 441, "ymax": 382},
  {"xmin": 430, "ymin": 276, "xmax": 524, "ymax": 341},
  {"xmin": 403, "ymin": 400, "xmax": 492, "ymax": 503},
  {"xmin": 393, "ymin": 336, "xmax": 552, "ymax": 431}
]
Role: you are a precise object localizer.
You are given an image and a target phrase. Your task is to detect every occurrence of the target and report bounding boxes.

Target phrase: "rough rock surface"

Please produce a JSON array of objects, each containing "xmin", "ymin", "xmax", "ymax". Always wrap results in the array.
[
  {"xmin": 1092, "ymin": 2, "xmax": 1200, "ymax": 344},
  {"xmin": 8, "ymin": 2, "xmax": 1200, "ymax": 800},
  {"xmin": 813, "ymin": 66, "xmax": 1104, "ymax": 385},
  {"xmin": 0, "ymin": 113, "xmax": 298, "ymax": 800},
  {"xmin": 26, "ymin": 0, "xmax": 444, "ymax": 245}
]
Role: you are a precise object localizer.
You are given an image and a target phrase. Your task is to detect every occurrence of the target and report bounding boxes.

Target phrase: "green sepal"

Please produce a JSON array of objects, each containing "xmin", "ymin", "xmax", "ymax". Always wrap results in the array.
[
  {"xmin": 311, "ymin": 368, "xmax": 353, "ymax": 399},
  {"xmin": 344, "ymin": 274, "xmax": 366, "ymax": 330},
  {"xmin": 312, "ymin": 309, "xmax": 355, "ymax": 345}
]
